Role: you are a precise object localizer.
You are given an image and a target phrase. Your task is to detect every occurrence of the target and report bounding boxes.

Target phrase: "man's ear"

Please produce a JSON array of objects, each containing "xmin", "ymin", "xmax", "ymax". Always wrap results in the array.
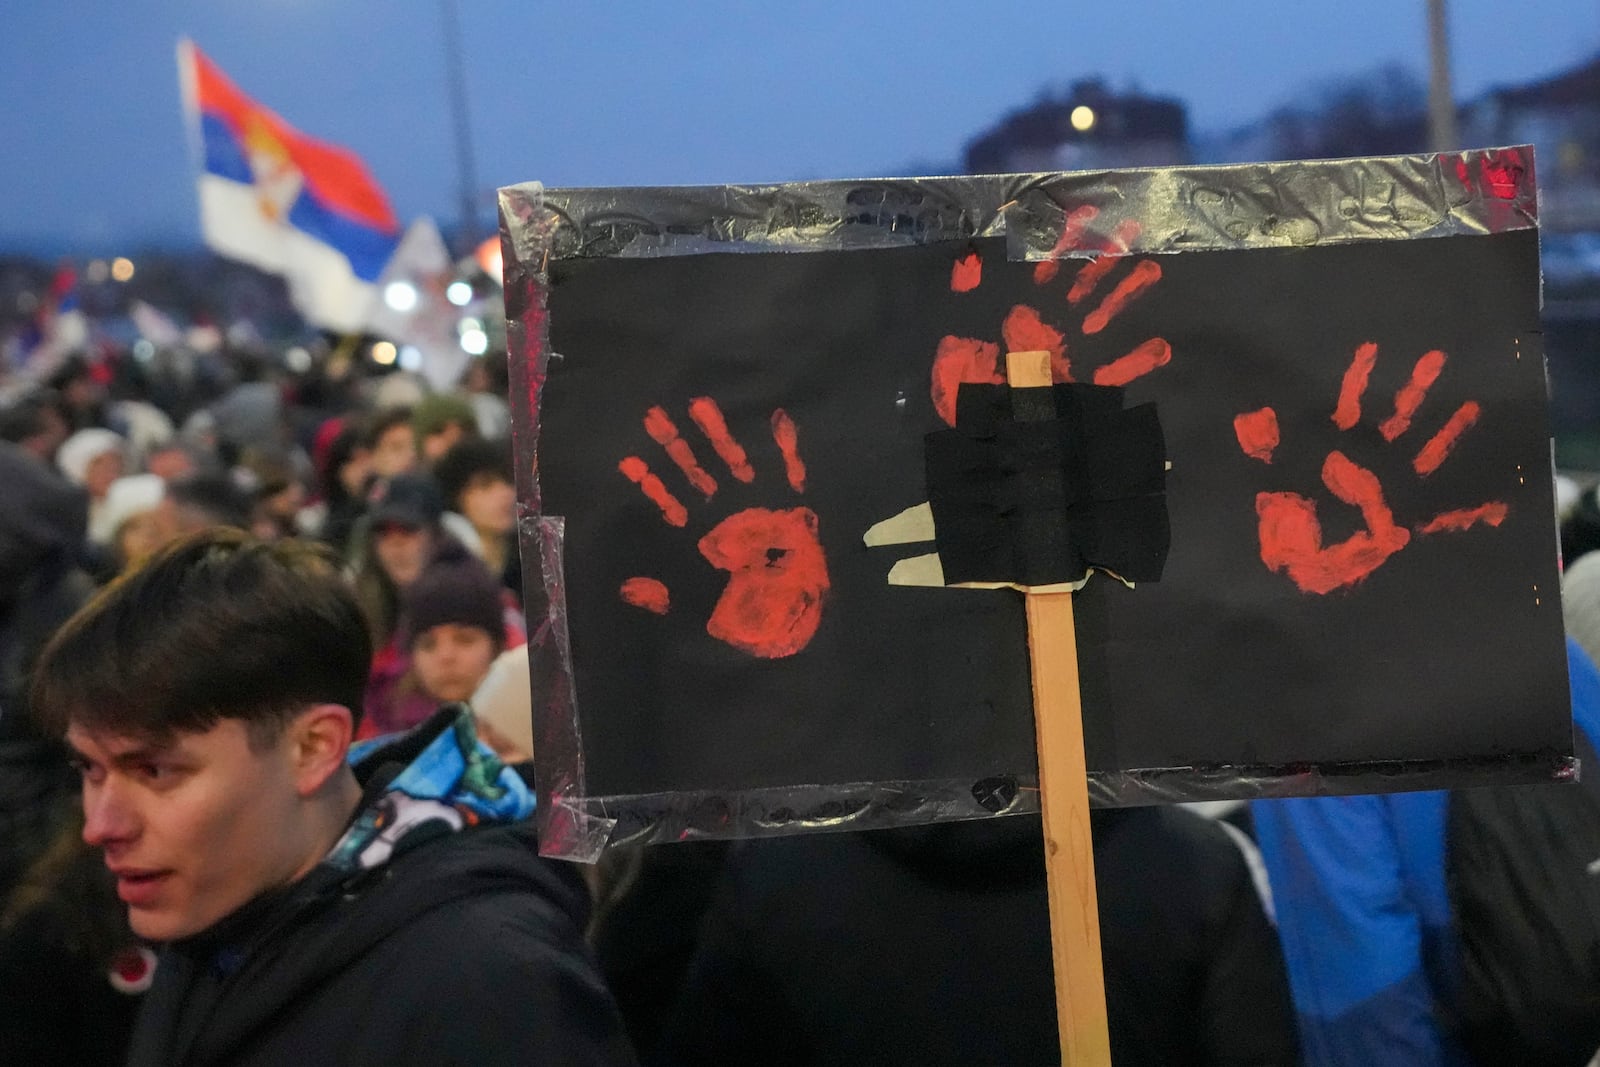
[{"xmin": 287, "ymin": 703, "xmax": 355, "ymax": 797}]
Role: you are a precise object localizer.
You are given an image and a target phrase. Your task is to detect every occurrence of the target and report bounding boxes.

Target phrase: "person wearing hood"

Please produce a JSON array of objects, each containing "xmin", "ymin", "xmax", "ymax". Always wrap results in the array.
[{"xmin": 32, "ymin": 530, "xmax": 634, "ymax": 1067}]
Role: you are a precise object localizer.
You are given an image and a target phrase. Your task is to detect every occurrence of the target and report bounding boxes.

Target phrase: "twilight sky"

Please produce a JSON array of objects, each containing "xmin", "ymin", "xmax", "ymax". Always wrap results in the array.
[{"xmin": 3, "ymin": 0, "xmax": 1597, "ymax": 254}]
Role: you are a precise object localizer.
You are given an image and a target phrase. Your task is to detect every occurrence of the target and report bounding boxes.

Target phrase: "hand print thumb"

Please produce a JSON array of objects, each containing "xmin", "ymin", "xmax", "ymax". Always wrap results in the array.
[
  {"xmin": 617, "ymin": 397, "xmax": 830, "ymax": 658},
  {"xmin": 1236, "ymin": 341, "xmax": 1508, "ymax": 595}
]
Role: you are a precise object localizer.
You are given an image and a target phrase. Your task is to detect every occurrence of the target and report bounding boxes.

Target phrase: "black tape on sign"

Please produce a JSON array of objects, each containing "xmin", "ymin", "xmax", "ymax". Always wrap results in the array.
[{"xmin": 925, "ymin": 381, "xmax": 1169, "ymax": 586}]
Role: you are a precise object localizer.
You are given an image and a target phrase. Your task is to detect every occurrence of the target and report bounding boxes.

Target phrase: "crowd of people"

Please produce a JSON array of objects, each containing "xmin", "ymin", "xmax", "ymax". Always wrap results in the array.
[{"xmin": 1, "ymin": 335, "xmax": 1599, "ymax": 1065}]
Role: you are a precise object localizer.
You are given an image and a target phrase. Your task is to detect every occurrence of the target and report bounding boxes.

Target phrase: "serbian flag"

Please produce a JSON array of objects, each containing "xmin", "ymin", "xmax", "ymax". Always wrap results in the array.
[{"xmin": 177, "ymin": 39, "xmax": 401, "ymax": 333}]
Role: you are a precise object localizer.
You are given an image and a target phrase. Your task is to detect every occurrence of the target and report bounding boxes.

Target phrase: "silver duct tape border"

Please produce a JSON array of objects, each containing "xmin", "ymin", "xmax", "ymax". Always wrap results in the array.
[
  {"xmin": 533, "ymin": 754, "xmax": 1576, "ymax": 863},
  {"xmin": 499, "ymin": 149, "xmax": 1551, "ymax": 864},
  {"xmin": 499, "ymin": 147, "xmax": 1535, "ymax": 271}
]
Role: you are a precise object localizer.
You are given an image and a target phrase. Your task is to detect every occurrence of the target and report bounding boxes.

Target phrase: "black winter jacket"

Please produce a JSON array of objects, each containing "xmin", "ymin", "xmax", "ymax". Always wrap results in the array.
[
  {"xmin": 660, "ymin": 807, "xmax": 1299, "ymax": 1066},
  {"xmin": 126, "ymin": 729, "xmax": 635, "ymax": 1067}
]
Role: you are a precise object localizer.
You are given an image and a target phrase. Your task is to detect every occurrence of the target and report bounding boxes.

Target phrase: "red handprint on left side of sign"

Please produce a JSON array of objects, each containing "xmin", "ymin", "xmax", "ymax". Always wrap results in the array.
[
  {"xmin": 617, "ymin": 398, "xmax": 829, "ymax": 658},
  {"xmin": 1234, "ymin": 342, "xmax": 1508, "ymax": 595}
]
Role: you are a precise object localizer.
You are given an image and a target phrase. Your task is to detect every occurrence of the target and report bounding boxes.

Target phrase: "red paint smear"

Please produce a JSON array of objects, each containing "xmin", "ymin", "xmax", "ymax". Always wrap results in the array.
[
  {"xmin": 1413, "ymin": 401, "xmax": 1481, "ymax": 476},
  {"xmin": 1093, "ymin": 337, "xmax": 1172, "ymax": 387},
  {"xmin": 698, "ymin": 506, "xmax": 830, "ymax": 658},
  {"xmin": 1033, "ymin": 204, "xmax": 1101, "ymax": 285},
  {"xmin": 950, "ymin": 251, "xmax": 983, "ymax": 292},
  {"xmin": 643, "ymin": 406, "xmax": 718, "ymax": 498},
  {"xmin": 1481, "ymin": 149, "xmax": 1525, "ymax": 200},
  {"xmin": 520, "ymin": 300, "xmax": 549, "ymax": 424},
  {"xmin": 1065, "ymin": 219, "xmax": 1142, "ymax": 305},
  {"xmin": 1233, "ymin": 407, "xmax": 1280, "ymax": 463},
  {"xmin": 931, "ymin": 335, "xmax": 1002, "ymax": 427},
  {"xmin": 1332, "ymin": 341, "xmax": 1379, "ymax": 431},
  {"xmin": 1002, "ymin": 304, "xmax": 1068, "ymax": 380},
  {"xmin": 1379, "ymin": 350, "xmax": 1447, "ymax": 441},
  {"xmin": 1082, "ymin": 259, "xmax": 1162, "ymax": 335},
  {"xmin": 618, "ymin": 456, "xmax": 688, "ymax": 527},
  {"xmin": 619, "ymin": 577, "xmax": 670, "ymax": 615},
  {"xmin": 1254, "ymin": 451, "xmax": 1410, "ymax": 595},
  {"xmin": 1419, "ymin": 501, "xmax": 1508, "ymax": 534},
  {"xmin": 688, "ymin": 397, "xmax": 755, "ymax": 483},
  {"xmin": 771, "ymin": 409, "xmax": 806, "ymax": 492}
]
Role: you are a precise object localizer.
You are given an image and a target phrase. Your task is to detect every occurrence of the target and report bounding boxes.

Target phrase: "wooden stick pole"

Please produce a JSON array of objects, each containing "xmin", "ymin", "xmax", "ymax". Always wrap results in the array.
[{"xmin": 1007, "ymin": 351, "xmax": 1112, "ymax": 1066}]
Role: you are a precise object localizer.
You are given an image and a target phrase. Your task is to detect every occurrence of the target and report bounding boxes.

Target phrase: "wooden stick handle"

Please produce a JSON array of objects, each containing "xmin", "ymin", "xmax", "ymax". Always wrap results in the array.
[
  {"xmin": 1007, "ymin": 349, "xmax": 1112, "ymax": 1066},
  {"xmin": 1027, "ymin": 592, "xmax": 1111, "ymax": 1066}
]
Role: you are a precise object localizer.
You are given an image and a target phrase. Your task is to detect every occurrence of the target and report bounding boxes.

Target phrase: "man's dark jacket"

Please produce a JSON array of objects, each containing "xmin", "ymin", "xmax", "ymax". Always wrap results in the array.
[
  {"xmin": 660, "ymin": 806, "xmax": 1299, "ymax": 1066},
  {"xmin": 126, "ymin": 710, "xmax": 636, "ymax": 1067}
]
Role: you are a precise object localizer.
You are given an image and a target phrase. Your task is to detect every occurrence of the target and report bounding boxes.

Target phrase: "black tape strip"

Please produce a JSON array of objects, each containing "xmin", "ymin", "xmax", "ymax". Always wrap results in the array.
[{"xmin": 925, "ymin": 381, "xmax": 1169, "ymax": 586}]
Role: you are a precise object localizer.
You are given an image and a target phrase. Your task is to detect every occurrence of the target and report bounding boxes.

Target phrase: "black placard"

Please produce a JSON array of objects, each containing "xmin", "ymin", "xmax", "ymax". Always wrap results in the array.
[{"xmin": 532, "ymin": 227, "xmax": 1567, "ymax": 804}]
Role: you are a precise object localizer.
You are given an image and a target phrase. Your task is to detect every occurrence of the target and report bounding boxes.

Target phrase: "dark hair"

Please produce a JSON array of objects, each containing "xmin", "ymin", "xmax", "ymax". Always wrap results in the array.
[
  {"xmin": 31, "ymin": 529, "xmax": 372, "ymax": 744},
  {"xmin": 167, "ymin": 471, "xmax": 253, "ymax": 529},
  {"xmin": 0, "ymin": 387, "xmax": 65, "ymax": 445},
  {"xmin": 432, "ymin": 437, "xmax": 513, "ymax": 512},
  {"xmin": 316, "ymin": 418, "xmax": 366, "ymax": 504}
]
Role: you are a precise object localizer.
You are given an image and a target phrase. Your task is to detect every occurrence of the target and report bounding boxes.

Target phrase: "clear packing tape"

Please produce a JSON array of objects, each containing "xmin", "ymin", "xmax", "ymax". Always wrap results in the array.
[{"xmin": 500, "ymin": 148, "xmax": 1550, "ymax": 862}]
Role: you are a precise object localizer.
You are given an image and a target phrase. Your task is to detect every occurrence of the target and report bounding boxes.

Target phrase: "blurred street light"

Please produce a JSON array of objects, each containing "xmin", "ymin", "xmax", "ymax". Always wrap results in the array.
[
  {"xmin": 460, "ymin": 327, "xmax": 489, "ymax": 355},
  {"xmin": 447, "ymin": 280, "xmax": 474, "ymax": 306},
  {"xmin": 1070, "ymin": 105, "xmax": 1097, "ymax": 132},
  {"xmin": 371, "ymin": 341, "xmax": 398, "ymax": 365},
  {"xmin": 384, "ymin": 281, "xmax": 419, "ymax": 312},
  {"xmin": 111, "ymin": 257, "xmax": 135, "ymax": 282}
]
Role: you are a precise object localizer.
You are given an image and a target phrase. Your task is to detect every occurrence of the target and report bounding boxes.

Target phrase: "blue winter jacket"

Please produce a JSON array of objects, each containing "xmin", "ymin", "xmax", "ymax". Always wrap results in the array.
[{"xmin": 1252, "ymin": 637, "xmax": 1600, "ymax": 1066}]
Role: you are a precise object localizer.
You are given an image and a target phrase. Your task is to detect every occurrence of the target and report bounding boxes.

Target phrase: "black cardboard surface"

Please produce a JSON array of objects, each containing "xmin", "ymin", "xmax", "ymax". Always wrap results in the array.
[{"xmin": 530, "ymin": 226, "xmax": 1569, "ymax": 805}]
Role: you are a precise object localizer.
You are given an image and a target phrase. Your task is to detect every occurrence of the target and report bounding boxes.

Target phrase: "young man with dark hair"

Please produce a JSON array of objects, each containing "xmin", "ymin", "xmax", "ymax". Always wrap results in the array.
[{"xmin": 34, "ymin": 529, "xmax": 633, "ymax": 1066}]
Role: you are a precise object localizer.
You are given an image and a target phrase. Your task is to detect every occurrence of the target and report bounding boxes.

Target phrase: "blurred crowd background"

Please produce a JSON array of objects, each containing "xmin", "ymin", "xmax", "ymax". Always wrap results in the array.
[{"xmin": 5, "ymin": 4, "xmax": 1600, "ymax": 1064}]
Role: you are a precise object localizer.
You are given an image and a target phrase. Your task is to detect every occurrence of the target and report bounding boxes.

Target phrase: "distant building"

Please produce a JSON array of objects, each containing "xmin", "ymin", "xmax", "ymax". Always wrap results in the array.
[
  {"xmin": 1195, "ymin": 63, "xmax": 1430, "ymax": 167},
  {"xmin": 1458, "ymin": 54, "xmax": 1600, "ymax": 233},
  {"xmin": 961, "ymin": 79, "xmax": 1189, "ymax": 175}
]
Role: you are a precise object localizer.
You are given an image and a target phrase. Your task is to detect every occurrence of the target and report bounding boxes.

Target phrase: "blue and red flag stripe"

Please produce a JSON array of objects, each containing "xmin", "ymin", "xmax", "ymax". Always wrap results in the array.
[{"xmin": 186, "ymin": 44, "xmax": 400, "ymax": 281}]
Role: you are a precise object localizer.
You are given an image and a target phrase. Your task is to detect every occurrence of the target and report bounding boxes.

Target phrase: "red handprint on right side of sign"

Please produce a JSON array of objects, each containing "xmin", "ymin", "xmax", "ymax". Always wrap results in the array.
[{"xmin": 1235, "ymin": 342, "xmax": 1508, "ymax": 595}]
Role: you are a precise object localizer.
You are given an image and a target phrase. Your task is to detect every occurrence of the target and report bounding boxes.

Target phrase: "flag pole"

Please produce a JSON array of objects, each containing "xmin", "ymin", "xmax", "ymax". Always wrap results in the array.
[
  {"xmin": 1426, "ymin": 0, "xmax": 1459, "ymax": 151},
  {"xmin": 440, "ymin": 0, "xmax": 481, "ymax": 254}
]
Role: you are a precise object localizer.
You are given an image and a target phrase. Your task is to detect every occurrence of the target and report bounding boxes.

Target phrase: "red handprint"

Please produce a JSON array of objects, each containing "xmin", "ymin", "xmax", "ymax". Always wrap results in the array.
[
  {"xmin": 617, "ymin": 398, "xmax": 829, "ymax": 658},
  {"xmin": 931, "ymin": 207, "xmax": 1172, "ymax": 426},
  {"xmin": 1237, "ymin": 342, "xmax": 1508, "ymax": 595}
]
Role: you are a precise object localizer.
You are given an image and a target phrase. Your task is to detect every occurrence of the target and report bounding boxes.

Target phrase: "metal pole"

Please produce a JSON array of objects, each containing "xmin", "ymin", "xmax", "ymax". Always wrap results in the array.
[
  {"xmin": 442, "ymin": 0, "xmax": 480, "ymax": 252},
  {"xmin": 1427, "ymin": 0, "xmax": 1459, "ymax": 151}
]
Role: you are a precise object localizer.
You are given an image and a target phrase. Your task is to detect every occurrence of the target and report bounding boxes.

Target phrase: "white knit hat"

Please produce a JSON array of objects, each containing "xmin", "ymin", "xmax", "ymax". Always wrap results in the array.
[
  {"xmin": 56, "ymin": 427, "xmax": 125, "ymax": 486},
  {"xmin": 92, "ymin": 473, "xmax": 167, "ymax": 546}
]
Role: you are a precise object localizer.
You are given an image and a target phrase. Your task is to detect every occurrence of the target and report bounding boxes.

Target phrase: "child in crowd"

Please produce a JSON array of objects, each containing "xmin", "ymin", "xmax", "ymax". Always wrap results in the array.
[{"xmin": 401, "ymin": 545, "xmax": 508, "ymax": 708}]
